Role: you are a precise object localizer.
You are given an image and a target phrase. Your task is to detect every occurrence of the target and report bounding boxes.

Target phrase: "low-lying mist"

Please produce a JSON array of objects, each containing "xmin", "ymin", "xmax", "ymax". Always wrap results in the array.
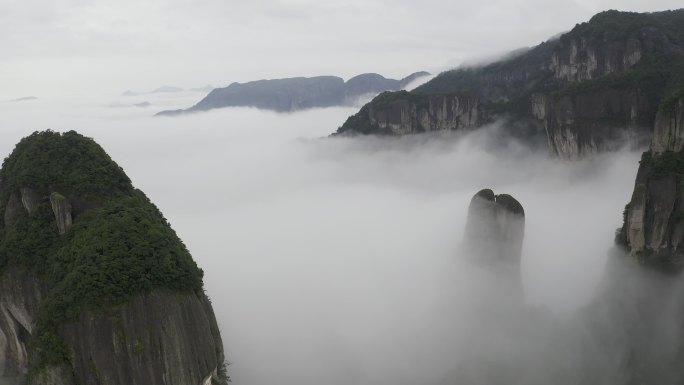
[{"xmin": 0, "ymin": 96, "xmax": 657, "ymax": 384}]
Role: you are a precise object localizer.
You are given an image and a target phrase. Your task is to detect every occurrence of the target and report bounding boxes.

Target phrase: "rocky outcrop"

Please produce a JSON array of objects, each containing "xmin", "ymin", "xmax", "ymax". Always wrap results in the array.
[
  {"xmin": 4, "ymin": 192, "xmax": 23, "ymax": 227},
  {"xmin": 533, "ymin": 89, "xmax": 653, "ymax": 159},
  {"xmin": 463, "ymin": 189, "xmax": 525, "ymax": 294},
  {"xmin": 4, "ymin": 189, "xmax": 43, "ymax": 227},
  {"xmin": 0, "ymin": 270, "xmax": 44, "ymax": 381},
  {"xmin": 549, "ymin": 35, "xmax": 643, "ymax": 82},
  {"xmin": 618, "ymin": 97, "xmax": 684, "ymax": 271},
  {"xmin": 651, "ymin": 97, "xmax": 684, "ymax": 154},
  {"xmin": 341, "ymin": 93, "xmax": 486, "ymax": 135},
  {"xmin": 0, "ymin": 131, "xmax": 228, "ymax": 385},
  {"xmin": 336, "ymin": 10, "xmax": 684, "ymax": 159},
  {"xmin": 19, "ymin": 189, "xmax": 41, "ymax": 215},
  {"xmin": 156, "ymin": 71, "xmax": 430, "ymax": 115},
  {"xmin": 49, "ymin": 193, "xmax": 72, "ymax": 235},
  {"xmin": 45, "ymin": 291, "xmax": 224, "ymax": 385},
  {"xmin": 1, "ymin": 273, "xmax": 224, "ymax": 385}
]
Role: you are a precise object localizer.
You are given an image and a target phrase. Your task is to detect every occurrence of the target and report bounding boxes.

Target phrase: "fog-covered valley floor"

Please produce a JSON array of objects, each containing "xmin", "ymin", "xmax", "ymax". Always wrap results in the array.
[{"xmin": 0, "ymin": 94, "xmax": 642, "ymax": 385}]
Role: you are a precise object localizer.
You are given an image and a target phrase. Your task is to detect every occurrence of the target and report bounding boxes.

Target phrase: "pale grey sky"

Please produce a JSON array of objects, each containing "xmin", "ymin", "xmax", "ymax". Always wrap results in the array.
[
  {"xmin": 1, "ymin": 0, "xmax": 682, "ymax": 98},
  {"xmin": 0, "ymin": 2, "xmax": 676, "ymax": 382}
]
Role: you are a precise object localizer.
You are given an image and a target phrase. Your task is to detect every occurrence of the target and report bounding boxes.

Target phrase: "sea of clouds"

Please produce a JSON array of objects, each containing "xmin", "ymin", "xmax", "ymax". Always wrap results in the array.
[{"xmin": 0, "ymin": 92, "xmax": 644, "ymax": 385}]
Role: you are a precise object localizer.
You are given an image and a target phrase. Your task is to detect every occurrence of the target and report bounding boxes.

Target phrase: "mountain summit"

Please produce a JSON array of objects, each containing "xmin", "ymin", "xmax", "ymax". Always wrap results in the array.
[
  {"xmin": 156, "ymin": 71, "xmax": 430, "ymax": 116},
  {"xmin": 0, "ymin": 131, "xmax": 227, "ymax": 385}
]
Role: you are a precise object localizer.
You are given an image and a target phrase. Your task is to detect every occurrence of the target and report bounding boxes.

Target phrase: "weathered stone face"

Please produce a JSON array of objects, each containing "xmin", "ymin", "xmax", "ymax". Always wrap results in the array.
[
  {"xmin": 550, "ymin": 36, "xmax": 643, "ymax": 82},
  {"xmin": 0, "ymin": 269, "xmax": 44, "ymax": 381},
  {"xmin": 0, "ymin": 131, "xmax": 229, "ymax": 385},
  {"xmin": 0, "ymin": 271, "xmax": 227, "ymax": 385},
  {"xmin": 463, "ymin": 189, "xmax": 525, "ymax": 294},
  {"xmin": 55, "ymin": 291, "xmax": 224, "ymax": 385},
  {"xmin": 19, "ymin": 188, "xmax": 41, "ymax": 215},
  {"xmin": 3, "ymin": 192, "xmax": 23, "ymax": 227},
  {"xmin": 651, "ymin": 98, "xmax": 684, "ymax": 154},
  {"xmin": 49, "ymin": 193, "xmax": 72, "ymax": 235},
  {"xmin": 364, "ymin": 95, "xmax": 486, "ymax": 136},
  {"xmin": 539, "ymin": 89, "xmax": 652, "ymax": 159},
  {"xmin": 619, "ymin": 98, "xmax": 684, "ymax": 271}
]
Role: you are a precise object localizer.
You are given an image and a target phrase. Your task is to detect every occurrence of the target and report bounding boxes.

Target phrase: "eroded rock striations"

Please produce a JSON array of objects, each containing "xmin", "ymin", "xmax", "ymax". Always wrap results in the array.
[
  {"xmin": 618, "ymin": 95, "xmax": 684, "ymax": 271},
  {"xmin": 336, "ymin": 10, "xmax": 684, "ymax": 159},
  {"xmin": 583, "ymin": 94, "xmax": 684, "ymax": 382},
  {"xmin": 156, "ymin": 71, "xmax": 430, "ymax": 116},
  {"xmin": 0, "ymin": 131, "xmax": 228, "ymax": 385}
]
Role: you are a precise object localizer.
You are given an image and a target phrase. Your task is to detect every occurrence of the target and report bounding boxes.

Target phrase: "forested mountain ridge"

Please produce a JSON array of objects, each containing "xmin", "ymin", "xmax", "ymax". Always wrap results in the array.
[
  {"xmin": 156, "ymin": 71, "xmax": 429, "ymax": 115},
  {"xmin": 336, "ymin": 9, "xmax": 684, "ymax": 159}
]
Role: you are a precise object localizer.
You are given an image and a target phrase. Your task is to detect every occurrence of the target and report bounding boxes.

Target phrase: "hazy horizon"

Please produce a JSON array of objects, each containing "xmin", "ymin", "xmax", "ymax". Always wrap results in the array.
[{"xmin": 2, "ymin": 0, "xmax": 683, "ymax": 99}]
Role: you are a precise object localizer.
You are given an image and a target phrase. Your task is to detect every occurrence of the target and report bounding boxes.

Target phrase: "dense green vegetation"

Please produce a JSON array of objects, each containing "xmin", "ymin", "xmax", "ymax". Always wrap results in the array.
[
  {"xmin": 0, "ymin": 131, "xmax": 204, "ymax": 371},
  {"xmin": 413, "ymin": 39, "xmax": 559, "ymax": 96},
  {"xmin": 640, "ymin": 150, "xmax": 684, "ymax": 181},
  {"xmin": 660, "ymin": 66, "xmax": 684, "ymax": 113},
  {"xmin": 0, "ymin": 131, "xmax": 132, "ymax": 212},
  {"xmin": 371, "ymin": 90, "xmax": 421, "ymax": 108},
  {"xmin": 615, "ymin": 150, "xmax": 684, "ymax": 272},
  {"xmin": 419, "ymin": 8, "xmax": 684, "ymax": 101},
  {"xmin": 566, "ymin": 9, "xmax": 684, "ymax": 46},
  {"xmin": 339, "ymin": 9, "xmax": 684, "ymax": 135}
]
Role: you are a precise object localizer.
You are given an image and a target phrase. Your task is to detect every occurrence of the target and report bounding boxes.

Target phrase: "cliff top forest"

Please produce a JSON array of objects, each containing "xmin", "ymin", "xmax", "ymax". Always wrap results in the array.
[{"xmin": 0, "ymin": 130, "xmax": 205, "ymax": 371}]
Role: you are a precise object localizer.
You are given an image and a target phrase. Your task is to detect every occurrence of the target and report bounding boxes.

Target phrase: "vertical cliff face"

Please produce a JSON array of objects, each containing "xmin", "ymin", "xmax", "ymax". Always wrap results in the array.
[
  {"xmin": 455, "ymin": 190, "xmax": 564, "ymax": 385},
  {"xmin": 651, "ymin": 98, "xmax": 684, "ymax": 154},
  {"xmin": 549, "ymin": 35, "xmax": 643, "ymax": 82},
  {"xmin": 48, "ymin": 193, "xmax": 72, "ymax": 235},
  {"xmin": 56, "ymin": 291, "xmax": 224, "ymax": 385},
  {"xmin": 0, "ymin": 131, "xmax": 228, "ymax": 385},
  {"xmin": 344, "ymin": 93, "xmax": 486, "ymax": 135},
  {"xmin": 585, "ymin": 99, "xmax": 684, "ymax": 382},
  {"xmin": 0, "ymin": 270, "xmax": 44, "ymax": 381},
  {"xmin": 532, "ymin": 89, "xmax": 653, "ymax": 159},
  {"xmin": 336, "ymin": 10, "xmax": 684, "ymax": 159},
  {"xmin": 618, "ymin": 97, "xmax": 684, "ymax": 271},
  {"xmin": 0, "ymin": 278, "xmax": 226, "ymax": 385}
]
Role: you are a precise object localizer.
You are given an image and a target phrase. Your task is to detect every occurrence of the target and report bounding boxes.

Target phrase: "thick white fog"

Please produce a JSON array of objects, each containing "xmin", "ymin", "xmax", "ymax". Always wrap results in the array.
[{"xmin": 0, "ymin": 95, "xmax": 643, "ymax": 384}]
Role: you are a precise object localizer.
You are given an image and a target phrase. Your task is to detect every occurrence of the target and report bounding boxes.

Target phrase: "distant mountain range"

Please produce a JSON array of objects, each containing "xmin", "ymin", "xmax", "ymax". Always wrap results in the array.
[
  {"xmin": 122, "ymin": 85, "xmax": 214, "ymax": 97},
  {"xmin": 155, "ymin": 72, "xmax": 430, "ymax": 116},
  {"xmin": 7, "ymin": 96, "xmax": 38, "ymax": 102}
]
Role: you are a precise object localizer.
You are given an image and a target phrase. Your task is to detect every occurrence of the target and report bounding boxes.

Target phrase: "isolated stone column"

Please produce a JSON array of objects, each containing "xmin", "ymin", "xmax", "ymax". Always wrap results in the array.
[{"xmin": 463, "ymin": 189, "xmax": 525, "ymax": 294}]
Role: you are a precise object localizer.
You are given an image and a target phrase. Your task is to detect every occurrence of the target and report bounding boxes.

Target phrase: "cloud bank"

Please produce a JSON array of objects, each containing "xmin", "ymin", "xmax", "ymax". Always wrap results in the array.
[{"xmin": 0, "ymin": 95, "xmax": 653, "ymax": 384}]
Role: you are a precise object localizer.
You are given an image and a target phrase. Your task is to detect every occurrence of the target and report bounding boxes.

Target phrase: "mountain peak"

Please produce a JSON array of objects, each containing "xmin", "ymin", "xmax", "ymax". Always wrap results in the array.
[{"xmin": 0, "ymin": 131, "xmax": 226, "ymax": 385}]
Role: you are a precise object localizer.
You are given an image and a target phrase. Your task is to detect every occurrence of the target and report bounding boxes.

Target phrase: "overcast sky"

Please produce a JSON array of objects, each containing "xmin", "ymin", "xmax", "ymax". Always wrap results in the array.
[
  {"xmin": 2, "ymin": 2, "xmax": 679, "ymax": 382},
  {"xmin": 1, "ymin": 0, "xmax": 682, "ymax": 98}
]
